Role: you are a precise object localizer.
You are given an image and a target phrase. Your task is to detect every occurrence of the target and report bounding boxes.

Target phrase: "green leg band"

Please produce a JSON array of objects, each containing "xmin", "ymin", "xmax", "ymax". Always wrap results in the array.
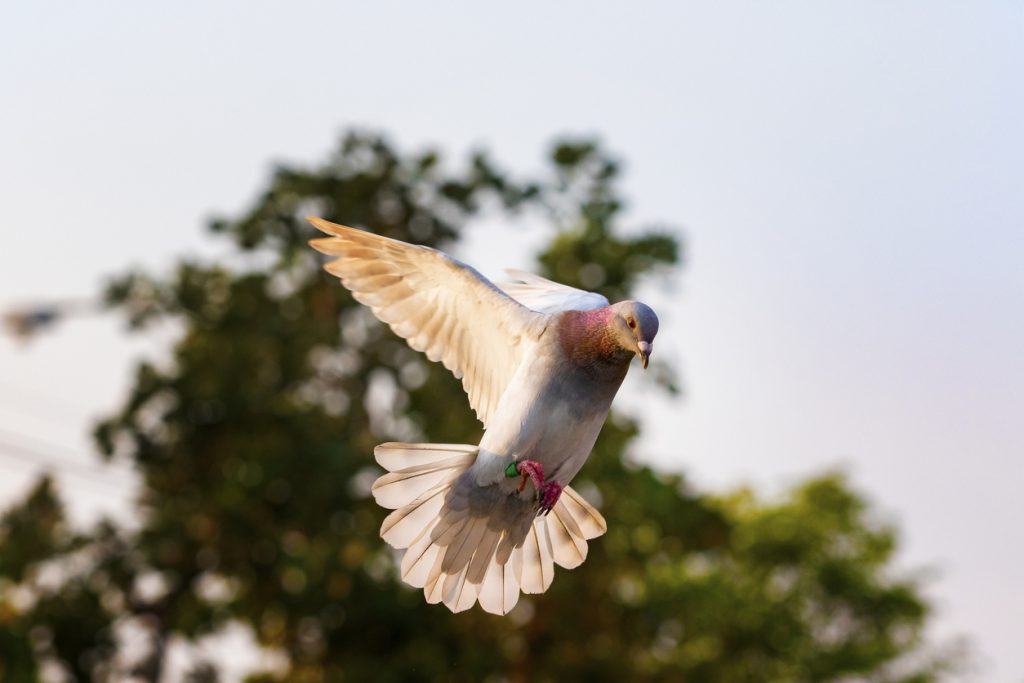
[{"xmin": 504, "ymin": 462, "xmax": 520, "ymax": 478}]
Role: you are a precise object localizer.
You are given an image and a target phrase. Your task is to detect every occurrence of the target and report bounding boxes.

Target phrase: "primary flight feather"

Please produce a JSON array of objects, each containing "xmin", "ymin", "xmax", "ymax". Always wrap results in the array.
[{"xmin": 309, "ymin": 216, "xmax": 659, "ymax": 615}]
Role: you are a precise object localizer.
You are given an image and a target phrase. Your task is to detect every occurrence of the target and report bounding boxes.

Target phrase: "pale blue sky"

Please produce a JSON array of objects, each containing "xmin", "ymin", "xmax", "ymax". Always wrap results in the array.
[{"xmin": 1, "ymin": 2, "xmax": 1021, "ymax": 680}]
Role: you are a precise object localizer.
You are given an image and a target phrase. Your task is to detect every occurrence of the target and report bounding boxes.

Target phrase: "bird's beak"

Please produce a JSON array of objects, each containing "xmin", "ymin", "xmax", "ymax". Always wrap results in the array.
[{"xmin": 636, "ymin": 341, "xmax": 651, "ymax": 369}]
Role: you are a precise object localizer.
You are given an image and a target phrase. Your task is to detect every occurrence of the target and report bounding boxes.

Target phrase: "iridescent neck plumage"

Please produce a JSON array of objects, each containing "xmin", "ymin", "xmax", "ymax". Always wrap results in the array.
[{"xmin": 557, "ymin": 307, "xmax": 632, "ymax": 369}]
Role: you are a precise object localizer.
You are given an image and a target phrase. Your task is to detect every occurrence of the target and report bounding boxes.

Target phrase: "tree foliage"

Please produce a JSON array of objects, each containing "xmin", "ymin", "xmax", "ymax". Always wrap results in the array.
[{"xmin": 0, "ymin": 133, "xmax": 953, "ymax": 682}]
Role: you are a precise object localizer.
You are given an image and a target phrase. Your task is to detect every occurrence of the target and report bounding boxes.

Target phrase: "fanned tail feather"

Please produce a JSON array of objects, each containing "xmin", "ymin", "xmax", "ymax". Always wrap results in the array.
[{"xmin": 372, "ymin": 442, "xmax": 608, "ymax": 615}]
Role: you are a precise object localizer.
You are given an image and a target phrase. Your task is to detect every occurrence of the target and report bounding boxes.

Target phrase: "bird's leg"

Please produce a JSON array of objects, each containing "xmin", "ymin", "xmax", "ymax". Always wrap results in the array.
[
  {"xmin": 537, "ymin": 481, "xmax": 563, "ymax": 515},
  {"xmin": 504, "ymin": 460, "xmax": 545, "ymax": 494},
  {"xmin": 503, "ymin": 461, "xmax": 562, "ymax": 514}
]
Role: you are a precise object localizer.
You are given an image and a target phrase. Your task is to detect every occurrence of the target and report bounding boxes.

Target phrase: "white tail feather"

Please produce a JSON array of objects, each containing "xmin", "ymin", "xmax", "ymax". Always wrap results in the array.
[
  {"xmin": 372, "ymin": 442, "xmax": 608, "ymax": 615},
  {"xmin": 561, "ymin": 487, "xmax": 608, "ymax": 538},
  {"xmin": 372, "ymin": 458, "xmax": 473, "ymax": 509},
  {"xmin": 546, "ymin": 503, "xmax": 589, "ymax": 569},
  {"xmin": 373, "ymin": 443, "xmax": 477, "ymax": 483},
  {"xmin": 400, "ymin": 531, "xmax": 443, "ymax": 587},
  {"xmin": 520, "ymin": 520, "xmax": 555, "ymax": 594},
  {"xmin": 379, "ymin": 488, "xmax": 446, "ymax": 548},
  {"xmin": 468, "ymin": 528, "xmax": 502, "ymax": 585},
  {"xmin": 478, "ymin": 553, "xmax": 519, "ymax": 615}
]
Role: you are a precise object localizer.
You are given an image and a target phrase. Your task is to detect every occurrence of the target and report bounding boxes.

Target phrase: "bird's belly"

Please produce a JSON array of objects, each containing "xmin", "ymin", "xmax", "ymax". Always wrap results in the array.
[
  {"xmin": 526, "ymin": 401, "xmax": 607, "ymax": 482},
  {"xmin": 477, "ymin": 375, "xmax": 615, "ymax": 486}
]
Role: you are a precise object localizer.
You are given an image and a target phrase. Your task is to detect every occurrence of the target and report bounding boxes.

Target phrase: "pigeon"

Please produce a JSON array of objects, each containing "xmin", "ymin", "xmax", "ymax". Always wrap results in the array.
[{"xmin": 308, "ymin": 216, "xmax": 659, "ymax": 615}]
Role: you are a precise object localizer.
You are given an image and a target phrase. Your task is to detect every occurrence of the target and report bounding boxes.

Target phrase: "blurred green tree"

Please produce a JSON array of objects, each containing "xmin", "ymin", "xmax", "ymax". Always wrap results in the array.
[{"xmin": 0, "ymin": 133, "xmax": 956, "ymax": 682}]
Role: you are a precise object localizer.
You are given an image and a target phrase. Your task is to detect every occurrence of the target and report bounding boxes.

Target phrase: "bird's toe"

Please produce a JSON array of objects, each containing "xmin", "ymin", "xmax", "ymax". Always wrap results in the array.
[{"xmin": 538, "ymin": 480, "xmax": 563, "ymax": 515}]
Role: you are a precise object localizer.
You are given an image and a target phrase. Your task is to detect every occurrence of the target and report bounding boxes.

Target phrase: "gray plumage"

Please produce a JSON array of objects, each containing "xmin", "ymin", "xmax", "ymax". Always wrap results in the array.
[{"xmin": 309, "ymin": 217, "xmax": 659, "ymax": 614}]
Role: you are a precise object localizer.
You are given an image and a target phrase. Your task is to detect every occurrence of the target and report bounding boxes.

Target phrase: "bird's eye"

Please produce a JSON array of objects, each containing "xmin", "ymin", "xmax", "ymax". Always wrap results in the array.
[{"xmin": 627, "ymin": 318, "xmax": 636, "ymax": 329}]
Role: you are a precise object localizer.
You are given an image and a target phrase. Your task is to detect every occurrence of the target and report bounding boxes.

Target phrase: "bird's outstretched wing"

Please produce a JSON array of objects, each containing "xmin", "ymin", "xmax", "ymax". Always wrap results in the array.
[
  {"xmin": 499, "ymin": 269, "xmax": 609, "ymax": 314},
  {"xmin": 309, "ymin": 217, "xmax": 546, "ymax": 428}
]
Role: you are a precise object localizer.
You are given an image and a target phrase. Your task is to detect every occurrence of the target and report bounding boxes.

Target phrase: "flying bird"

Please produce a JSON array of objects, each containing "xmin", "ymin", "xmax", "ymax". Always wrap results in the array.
[{"xmin": 309, "ymin": 216, "xmax": 659, "ymax": 615}]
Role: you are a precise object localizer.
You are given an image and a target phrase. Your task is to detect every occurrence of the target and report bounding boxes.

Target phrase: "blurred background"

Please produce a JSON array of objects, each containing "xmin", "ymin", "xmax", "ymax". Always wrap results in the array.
[{"xmin": 1, "ymin": 2, "xmax": 1021, "ymax": 681}]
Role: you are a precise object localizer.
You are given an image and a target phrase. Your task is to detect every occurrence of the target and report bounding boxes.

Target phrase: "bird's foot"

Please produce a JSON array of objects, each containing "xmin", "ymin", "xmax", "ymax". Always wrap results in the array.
[
  {"xmin": 505, "ymin": 460, "xmax": 545, "ymax": 494},
  {"xmin": 537, "ymin": 480, "xmax": 563, "ymax": 515}
]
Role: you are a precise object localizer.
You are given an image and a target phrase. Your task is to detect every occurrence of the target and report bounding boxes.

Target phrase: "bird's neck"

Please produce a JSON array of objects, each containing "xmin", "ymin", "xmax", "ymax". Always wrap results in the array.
[{"xmin": 557, "ymin": 308, "xmax": 633, "ymax": 378}]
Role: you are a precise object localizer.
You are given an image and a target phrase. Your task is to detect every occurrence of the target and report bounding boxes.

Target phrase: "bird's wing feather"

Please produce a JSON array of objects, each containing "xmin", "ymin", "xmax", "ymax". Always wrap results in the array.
[
  {"xmin": 499, "ymin": 268, "xmax": 609, "ymax": 314},
  {"xmin": 309, "ymin": 217, "xmax": 545, "ymax": 427}
]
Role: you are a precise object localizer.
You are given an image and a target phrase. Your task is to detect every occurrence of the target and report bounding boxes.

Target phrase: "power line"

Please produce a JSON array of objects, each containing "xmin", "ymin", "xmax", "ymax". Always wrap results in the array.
[
  {"xmin": 0, "ymin": 456, "xmax": 129, "ymax": 497},
  {"xmin": 0, "ymin": 432, "xmax": 133, "ymax": 491},
  {"xmin": 0, "ymin": 427, "xmax": 107, "ymax": 468},
  {"xmin": 0, "ymin": 379, "xmax": 95, "ymax": 417}
]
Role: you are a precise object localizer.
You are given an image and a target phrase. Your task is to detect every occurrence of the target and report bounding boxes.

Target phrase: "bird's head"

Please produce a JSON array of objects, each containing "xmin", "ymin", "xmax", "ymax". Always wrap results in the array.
[{"xmin": 610, "ymin": 301, "xmax": 659, "ymax": 369}]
